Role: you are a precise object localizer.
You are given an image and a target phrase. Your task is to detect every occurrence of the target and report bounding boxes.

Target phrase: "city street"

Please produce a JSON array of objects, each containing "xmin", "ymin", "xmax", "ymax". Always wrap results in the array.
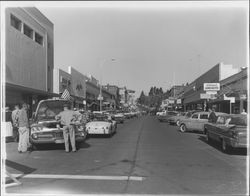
[{"xmin": 5, "ymin": 115, "xmax": 247, "ymax": 195}]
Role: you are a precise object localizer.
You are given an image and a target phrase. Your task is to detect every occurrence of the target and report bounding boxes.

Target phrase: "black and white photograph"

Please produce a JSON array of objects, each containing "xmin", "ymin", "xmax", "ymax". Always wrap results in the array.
[{"xmin": 1, "ymin": 1, "xmax": 249, "ymax": 195}]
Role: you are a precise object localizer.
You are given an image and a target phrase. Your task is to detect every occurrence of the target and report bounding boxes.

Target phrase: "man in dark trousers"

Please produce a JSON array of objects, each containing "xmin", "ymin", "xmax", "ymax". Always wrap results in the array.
[
  {"xmin": 56, "ymin": 103, "xmax": 79, "ymax": 152},
  {"xmin": 208, "ymin": 107, "xmax": 217, "ymax": 123}
]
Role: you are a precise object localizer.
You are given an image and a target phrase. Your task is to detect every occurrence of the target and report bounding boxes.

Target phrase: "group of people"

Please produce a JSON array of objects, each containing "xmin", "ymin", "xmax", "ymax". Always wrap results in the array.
[
  {"xmin": 6, "ymin": 102, "xmax": 90, "ymax": 153},
  {"xmin": 7, "ymin": 103, "xmax": 31, "ymax": 153}
]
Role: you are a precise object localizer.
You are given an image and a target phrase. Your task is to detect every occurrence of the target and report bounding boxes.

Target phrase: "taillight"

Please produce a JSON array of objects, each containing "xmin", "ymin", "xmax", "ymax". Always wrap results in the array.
[{"xmin": 232, "ymin": 131, "xmax": 238, "ymax": 139}]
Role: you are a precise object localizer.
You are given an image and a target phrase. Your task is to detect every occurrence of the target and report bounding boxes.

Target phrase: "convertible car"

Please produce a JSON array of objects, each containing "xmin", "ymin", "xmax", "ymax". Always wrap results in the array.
[
  {"xmin": 204, "ymin": 114, "xmax": 247, "ymax": 153},
  {"xmin": 86, "ymin": 113, "xmax": 117, "ymax": 136}
]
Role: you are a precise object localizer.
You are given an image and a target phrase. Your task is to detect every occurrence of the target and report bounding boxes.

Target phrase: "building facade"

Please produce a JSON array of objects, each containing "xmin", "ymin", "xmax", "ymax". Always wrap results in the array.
[
  {"xmin": 211, "ymin": 68, "xmax": 248, "ymax": 114},
  {"xmin": 183, "ymin": 62, "xmax": 239, "ymax": 111},
  {"xmin": 5, "ymin": 7, "xmax": 54, "ymax": 114}
]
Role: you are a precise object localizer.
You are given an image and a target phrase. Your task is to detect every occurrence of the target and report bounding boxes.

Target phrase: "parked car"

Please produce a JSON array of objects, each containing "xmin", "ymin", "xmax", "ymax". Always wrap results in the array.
[
  {"xmin": 156, "ymin": 110, "xmax": 167, "ymax": 116},
  {"xmin": 204, "ymin": 114, "xmax": 247, "ymax": 153},
  {"xmin": 174, "ymin": 110, "xmax": 202, "ymax": 126},
  {"xmin": 30, "ymin": 98, "xmax": 87, "ymax": 149},
  {"xmin": 179, "ymin": 111, "xmax": 225, "ymax": 133},
  {"xmin": 167, "ymin": 112, "xmax": 186, "ymax": 125},
  {"xmin": 158, "ymin": 111, "xmax": 179, "ymax": 122},
  {"xmin": 86, "ymin": 113, "xmax": 117, "ymax": 136},
  {"xmin": 112, "ymin": 113, "xmax": 125, "ymax": 123}
]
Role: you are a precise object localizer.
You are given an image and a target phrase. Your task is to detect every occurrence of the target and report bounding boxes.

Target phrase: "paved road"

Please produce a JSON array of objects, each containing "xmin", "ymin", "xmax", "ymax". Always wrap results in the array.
[{"xmin": 4, "ymin": 115, "xmax": 247, "ymax": 195}]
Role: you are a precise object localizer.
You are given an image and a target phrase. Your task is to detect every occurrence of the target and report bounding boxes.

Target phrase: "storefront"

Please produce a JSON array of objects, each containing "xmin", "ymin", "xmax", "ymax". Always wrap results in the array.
[{"xmin": 183, "ymin": 62, "xmax": 239, "ymax": 112}]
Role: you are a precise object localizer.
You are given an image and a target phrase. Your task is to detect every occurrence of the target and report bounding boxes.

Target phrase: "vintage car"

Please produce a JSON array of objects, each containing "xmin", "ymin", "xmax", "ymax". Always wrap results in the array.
[
  {"xmin": 167, "ymin": 112, "xmax": 187, "ymax": 125},
  {"xmin": 86, "ymin": 113, "xmax": 117, "ymax": 135},
  {"xmin": 158, "ymin": 111, "xmax": 179, "ymax": 122},
  {"xmin": 112, "ymin": 113, "xmax": 125, "ymax": 123},
  {"xmin": 156, "ymin": 110, "xmax": 167, "ymax": 116},
  {"xmin": 204, "ymin": 114, "xmax": 247, "ymax": 153},
  {"xmin": 30, "ymin": 98, "xmax": 87, "ymax": 149},
  {"xmin": 179, "ymin": 111, "xmax": 226, "ymax": 133}
]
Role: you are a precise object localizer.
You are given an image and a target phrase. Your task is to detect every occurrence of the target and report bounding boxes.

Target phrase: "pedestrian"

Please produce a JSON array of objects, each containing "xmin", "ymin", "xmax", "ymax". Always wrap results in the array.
[
  {"xmin": 208, "ymin": 107, "xmax": 217, "ymax": 123},
  {"xmin": 55, "ymin": 103, "xmax": 79, "ymax": 152},
  {"xmin": 16, "ymin": 103, "xmax": 30, "ymax": 153},
  {"xmin": 11, "ymin": 104, "xmax": 20, "ymax": 142},
  {"xmin": 241, "ymin": 109, "xmax": 247, "ymax": 115}
]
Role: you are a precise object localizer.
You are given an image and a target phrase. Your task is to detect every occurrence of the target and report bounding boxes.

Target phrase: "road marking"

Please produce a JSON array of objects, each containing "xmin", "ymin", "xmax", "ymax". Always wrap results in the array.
[{"xmin": 7, "ymin": 174, "xmax": 145, "ymax": 181}]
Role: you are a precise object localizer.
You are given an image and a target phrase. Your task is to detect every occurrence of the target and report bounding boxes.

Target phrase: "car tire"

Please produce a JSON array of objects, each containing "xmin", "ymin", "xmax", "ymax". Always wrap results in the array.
[
  {"xmin": 180, "ymin": 124, "xmax": 187, "ymax": 133},
  {"xmin": 221, "ymin": 138, "xmax": 232, "ymax": 153},
  {"xmin": 206, "ymin": 131, "xmax": 210, "ymax": 143},
  {"xmin": 176, "ymin": 120, "xmax": 180, "ymax": 126},
  {"xmin": 31, "ymin": 144, "xmax": 38, "ymax": 151}
]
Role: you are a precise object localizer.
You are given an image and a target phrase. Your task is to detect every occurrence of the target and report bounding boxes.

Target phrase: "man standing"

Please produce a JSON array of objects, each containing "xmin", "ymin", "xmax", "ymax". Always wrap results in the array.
[
  {"xmin": 208, "ymin": 107, "xmax": 217, "ymax": 123},
  {"xmin": 12, "ymin": 104, "xmax": 20, "ymax": 142},
  {"xmin": 56, "ymin": 103, "xmax": 79, "ymax": 152},
  {"xmin": 17, "ymin": 103, "xmax": 30, "ymax": 153}
]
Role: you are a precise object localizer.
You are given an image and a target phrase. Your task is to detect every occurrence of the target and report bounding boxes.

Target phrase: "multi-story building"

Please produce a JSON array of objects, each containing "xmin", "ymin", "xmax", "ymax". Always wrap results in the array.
[
  {"xmin": 5, "ymin": 7, "xmax": 54, "ymax": 114},
  {"xmin": 104, "ymin": 84, "xmax": 120, "ymax": 109},
  {"xmin": 183, "ymin": 62, "xmax": 239, "ymax": 111}
]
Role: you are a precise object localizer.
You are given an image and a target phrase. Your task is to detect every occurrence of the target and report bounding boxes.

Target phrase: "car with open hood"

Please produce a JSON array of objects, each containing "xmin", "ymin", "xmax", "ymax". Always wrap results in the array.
[{"xmin": 30, "ymin": 98, "xmax": 87, "ymax": 149}]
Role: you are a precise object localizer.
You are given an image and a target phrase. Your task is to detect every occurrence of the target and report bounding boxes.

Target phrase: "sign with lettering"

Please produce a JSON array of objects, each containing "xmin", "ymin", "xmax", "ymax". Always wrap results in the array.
[{"xmin": 204, "ymin": 83, "xmax": 220, "ymax": 91}]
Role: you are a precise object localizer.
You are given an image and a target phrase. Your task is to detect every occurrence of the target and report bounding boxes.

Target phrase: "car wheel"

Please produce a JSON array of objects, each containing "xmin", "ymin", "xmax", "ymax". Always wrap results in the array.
[
  {"xmin": 221, "ymin": 138, "xmax": 232, "ymax": 153},
  {"xmin": 206, "ymin": 131, "xmax": 210, "ymax": 143},
  {"xmin": 180, "ymin": 124, "xmax": 187, "ymax": 133},
  {"xmin": 31, "ymin": 144, "xmax": 38, "ymax": 151},
  {"xmin": 176, "ymin": 120, "xmax": 180, "ymax": 126}
]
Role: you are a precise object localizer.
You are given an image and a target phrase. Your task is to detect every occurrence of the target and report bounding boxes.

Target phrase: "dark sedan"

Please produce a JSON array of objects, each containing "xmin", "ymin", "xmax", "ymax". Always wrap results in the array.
[{"xmin": 204, "ymin": 114, "xmax": 247, "ymax": 153}]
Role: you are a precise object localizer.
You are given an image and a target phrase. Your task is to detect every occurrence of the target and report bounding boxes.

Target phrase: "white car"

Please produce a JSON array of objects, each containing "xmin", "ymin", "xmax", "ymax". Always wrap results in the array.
[
  {"xmin": 86, "ymin": 114, "xmax": 117, "ymax": 135},
  {"xmin": 156, "ymin": 111, "xmax": 166, "ymax": 116}
]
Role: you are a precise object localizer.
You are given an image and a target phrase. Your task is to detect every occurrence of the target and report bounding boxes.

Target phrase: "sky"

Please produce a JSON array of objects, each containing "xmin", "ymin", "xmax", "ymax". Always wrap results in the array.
[{"xmin": 35, "ymin": 1, "xmax": 248, "ymax": 98}]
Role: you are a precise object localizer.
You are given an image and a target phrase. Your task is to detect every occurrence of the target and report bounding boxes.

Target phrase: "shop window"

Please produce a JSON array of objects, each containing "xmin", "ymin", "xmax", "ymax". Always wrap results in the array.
[
  {"xmin": 23, "ymin": 23, "xmax": 33, "ymax": 39},
  {"xmin": 35, "ymin": 32, "xmax": 43, "ymax": 45},
  {"xmin": 10, "ymin": 14, "xmax": 22, "ymax": 31}
]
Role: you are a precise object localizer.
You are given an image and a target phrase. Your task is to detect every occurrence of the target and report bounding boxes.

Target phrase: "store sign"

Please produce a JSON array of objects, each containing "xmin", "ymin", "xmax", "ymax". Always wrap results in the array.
[
  {"xmin": 240, "ymin": 94, "xmax": 247, "ymax": 100},
  {"xmin": 168, "ymin": 100, "xmax": 175, "ymax": 104},
  {"xmin": 97, "ymin": 94, "xmax": 103, "ymax": 101},
  {"xmin": 176, "ymin": 99, "xmax": 182, "ymax": 104},
  {"xmin": 200, "ymin": 93, "xmax": 217, "ymax": 99},
  {"xmin": 206, "ymin": 91, "xmax": 217, "ymax": 95},
  {"xmin": 200, "ymin": 93, "xmax": 211, "ymax": 99},
  {"xmin": 204, "ymin": 83, "xmax": 220, "ymax": 91},
  {"xmin": 224, "ymin": 95, "xmax": 235, "ymax": 103}
]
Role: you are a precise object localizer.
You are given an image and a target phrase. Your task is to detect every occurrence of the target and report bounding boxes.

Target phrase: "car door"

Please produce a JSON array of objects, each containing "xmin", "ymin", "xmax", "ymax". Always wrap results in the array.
[
  {"xmin": 198, "ymin": 113, "xmax": 209, "ymax": 132},
  {"xmin": 211, "ymin": 116, "xmax": 226, "ymax": 141},
  {"xmin": 187, "ymin": 113, "xmax": 199, "ymax": 130}
]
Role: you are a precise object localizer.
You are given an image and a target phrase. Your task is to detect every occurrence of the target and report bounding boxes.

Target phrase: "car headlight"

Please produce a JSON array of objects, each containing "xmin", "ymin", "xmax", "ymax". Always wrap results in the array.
[
  {"xmin": 32, "ymin": 133, "xmax": 38, "ymax": 139},
  {"xmin": 31, "ymin": 126, "xmax": 42, "ymax": 132}
]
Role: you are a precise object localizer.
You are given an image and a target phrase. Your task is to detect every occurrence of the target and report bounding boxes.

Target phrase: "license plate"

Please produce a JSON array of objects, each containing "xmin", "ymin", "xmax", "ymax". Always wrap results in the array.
[{"xmin": 55, "ymin": 139, "xmax": 65, "ymax": 144}]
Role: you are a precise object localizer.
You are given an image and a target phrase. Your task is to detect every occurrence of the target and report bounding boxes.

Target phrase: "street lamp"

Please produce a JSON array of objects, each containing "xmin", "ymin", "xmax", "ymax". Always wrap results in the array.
[{"xmin": 98, "ymin": 58, "xmax": 116, "ymax": 111}]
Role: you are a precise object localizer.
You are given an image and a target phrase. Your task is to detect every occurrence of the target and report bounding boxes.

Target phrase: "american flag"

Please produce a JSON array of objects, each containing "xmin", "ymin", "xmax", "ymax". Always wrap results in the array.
[{"xmin": 61, "ymin": 89, "xmax": 74, "ymax": 101}]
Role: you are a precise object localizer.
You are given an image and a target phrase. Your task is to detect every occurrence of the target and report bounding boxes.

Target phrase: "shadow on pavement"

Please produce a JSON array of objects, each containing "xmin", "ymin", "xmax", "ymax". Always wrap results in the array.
[
  {"xmin": 5, "ymin": 159, "xmax": 37, "ymax": 184},
  {"xmin": 31, "ymin": 141, "xmax": 91, "ymax": 151},
  {"xmin": 198, "ymin": 135, "xmax": 247, "ymax": 156}
]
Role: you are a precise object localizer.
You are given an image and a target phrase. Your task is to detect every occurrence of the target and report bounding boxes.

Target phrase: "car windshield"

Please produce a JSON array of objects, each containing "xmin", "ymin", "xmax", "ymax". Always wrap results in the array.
[
  {"xmin": 228, "ymin": 116, "xmax": 247, "ymax": 126},
  {"xmin": 93, "ymin": 114, "xmax": 109, "ymax": 122},
  {"xmin": 167, "ymin": 112, "xmax": 178, "ymax": 116},
  {"xmin": 36, "ymin": 100, "xmax": 70, "ymax": 121}
]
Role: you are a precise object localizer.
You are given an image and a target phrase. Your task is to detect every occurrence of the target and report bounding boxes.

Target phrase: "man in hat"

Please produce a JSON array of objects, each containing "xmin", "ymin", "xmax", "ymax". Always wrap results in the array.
[
  {"xmin": 208, "ymin": 106, "xmax": 217, "ymax": 123},
  {"xmin": 55, "ymin": 103, "xmax": 79, "ymax": 152}
]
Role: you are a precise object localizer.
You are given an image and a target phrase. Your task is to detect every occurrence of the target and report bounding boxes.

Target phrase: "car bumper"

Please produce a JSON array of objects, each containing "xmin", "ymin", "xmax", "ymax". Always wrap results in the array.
[
  {"xmin": 30, "ymin": 131, "xmax": 86, "ymax": 144},
  {"xmin": 87, "ymin": 128, "xmax": 110, "ymax": 134},
  {"xmin": 229, "ymin": 138, "xmax": 247, "ymax": 148}
]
